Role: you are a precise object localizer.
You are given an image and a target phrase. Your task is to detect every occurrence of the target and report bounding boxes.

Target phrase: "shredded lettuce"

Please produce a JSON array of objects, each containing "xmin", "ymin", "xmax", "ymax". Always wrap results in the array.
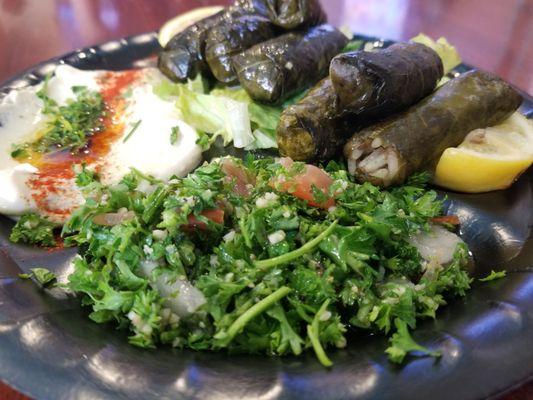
[
  {"xmin": 178, "ymin": 88, "xmax": 253, "ymax": 147},
  {"xmin": 153, "ymin": 75, "xmax": 206, "ymax": 99},
  {"xmin": 154, "ymin": 75, "xmax": 246, "ymax": 147},
  {"xmin": 248, "ymin": 129, "xmax": 277, "ymax": 150},
  {"xmin": 210, "ymin": 86, "xmax": 280, "ymax": 149},
  {"xmin": 154, "ymin": 78, "xmax": 280, "ymax": 150}
]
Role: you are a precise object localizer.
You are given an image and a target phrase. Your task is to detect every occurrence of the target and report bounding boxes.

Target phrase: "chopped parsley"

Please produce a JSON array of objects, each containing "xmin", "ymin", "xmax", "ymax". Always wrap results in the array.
[
  {"xmin": 479, "ymin": 270, "xmax": 507, "ymax": 282},
  {"xmin": 57, "ymin": 156, "xmax": 472, "ymax": 366},
  {"xmin": 341, "ymin": 39, "xmax": 364, "ymax": 53},
  {"xmin": 19, "ymin": 267, "xmax": 57, "ymax": 286},
  {"xmin": 10, "ymin": 213, "xmax": 58, "ymax": 247},
  {"xmin": 11, "ymin": 79, "xmax": 105, "ymax": 159},
  {"xmin": 74, "ymin": 163, "xmax": 98, "ymax": 187},
  {"xmin": 196, "ymin": 131, "xmax": 211, "ymax": 149},
  {"xmin": 385, "ymin": 319, "xmax": 441, "ymax": 363},
  {"xmin": 170, "ymin": 125, "xmax": 180, "ymax": 145},
  {"xmin": 311, "ymin": 183, "xmax": 330, "ymax": 206},
  {"xmin": 123, "ymin": 120, "xmax": 142, "ymax": 143}
]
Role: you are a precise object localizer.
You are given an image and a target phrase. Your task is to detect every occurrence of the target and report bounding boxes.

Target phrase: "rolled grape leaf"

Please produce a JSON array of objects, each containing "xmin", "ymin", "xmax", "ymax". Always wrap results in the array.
[
  {"xmin": 233, "ymin": 24, "xmax": 348, "ymax": 104},
  {"xmin": 234, "ymin": 0, "xmax": 326, "ymax": 29},
  {"xmin": 205, "ymin": 15, "xmax": 279, "ymax": 84},
  {"xmin": 158, "ymin": 0, "xmax": 326, "ymax": 82},
  {"xmin": 330, "ymin": 42, "xmax": 443, "ymax": 118},
  {"xmin": 277, "ymin": 78, "xmax": 359, "ymax": 160},
  {"xmin": 277, "ymin": 41, "xmax": 444, "ymax": 161},
  {"xmin": 343, "ymin": 70, "xmax": 523, "ymax": 187},
  {"xmin": 158, "ymin": 10, "xmax": 232, "ymax": 82}
]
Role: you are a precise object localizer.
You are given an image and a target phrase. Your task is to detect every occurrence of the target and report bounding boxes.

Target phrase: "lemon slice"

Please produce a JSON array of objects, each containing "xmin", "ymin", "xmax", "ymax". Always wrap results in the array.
[
  {"xmin": 434, "ymin": 112, "xmax": 533, "ymax": 193},
  {"xmin": 158, "ymin": 6, "xmax": 224, "ymax": 48}
]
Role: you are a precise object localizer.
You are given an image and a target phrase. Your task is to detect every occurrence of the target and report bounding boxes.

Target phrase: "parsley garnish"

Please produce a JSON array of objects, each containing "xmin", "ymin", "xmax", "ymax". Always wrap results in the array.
[
  {"xmin": 479, "ymin": 270, "xmax": 506, "ymax": 282},
  {"xmin": 11, "ymin": 80, "xmax": 105, "ymax": 159},
  {"xmin": 75, "ymin": 163, "xmax": 98, "ymax": 187},
  {"xmin": 196, "ymin": 131, "xmax": 211, "ymax": 150},
  {"xmin": 311, "ymin": 184, "xmax": 329, "ymax": 206},
  {"xmin": 170, "ymin": 125, "xmax": 180, "ymax": 145},
  {"xmin": 385, "ymin": 319, "xmax": 441, "ymax": 363},
  {"xmin": 123, "ymin": 120, "xmax": 142, "ymax": 143},
  {"xmin": 19, "ymin": 267, "xmax": 57, "ymax": 286},
  {"xmin": 341, "ymin": 39, "xmax": 364, "ymax": 53},
  {"xmin": 10, "ymin": 213, "xmax": 58, "ymax": 247}
]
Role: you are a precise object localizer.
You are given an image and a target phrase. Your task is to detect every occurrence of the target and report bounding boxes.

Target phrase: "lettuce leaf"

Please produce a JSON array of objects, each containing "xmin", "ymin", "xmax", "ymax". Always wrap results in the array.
[
  {"xmin": 153, "ymin": 74, "xmax": 206, "ymax": 99},
  {"xmin": 248, "ymin": 129, "xmax": 277, "ymax": 150},
  {"xmin": 211, "ymin": 86, "xmax": 280, "ymax": 149},
  {"xmin": 173, "ymin": 86, "xmax": 253, "ymax": 148},
  {"xmin": 154, "ymin": 76, "xmax": 281, "ymax": 150}
]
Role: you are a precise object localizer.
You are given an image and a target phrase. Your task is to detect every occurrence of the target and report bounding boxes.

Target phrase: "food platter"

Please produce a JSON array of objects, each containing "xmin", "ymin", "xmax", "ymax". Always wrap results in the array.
[{"xmin": 0, "ymin": 32, "xmax": 532, "ymax": 400}]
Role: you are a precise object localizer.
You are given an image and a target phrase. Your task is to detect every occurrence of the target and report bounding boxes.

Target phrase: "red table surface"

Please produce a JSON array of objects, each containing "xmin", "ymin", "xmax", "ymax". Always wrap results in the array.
[{"xmin": 0, "ymin": 0, "xmax": 532, "ymax": 399}]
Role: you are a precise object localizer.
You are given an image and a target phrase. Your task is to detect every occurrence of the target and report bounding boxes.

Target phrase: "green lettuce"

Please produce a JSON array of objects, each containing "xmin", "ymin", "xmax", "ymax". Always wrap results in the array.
[
  {"xmin": 154, "ymin": 78, "xmax": 281, "ymax": 150},
  {"xmin": 209, "ymin": 86, "xmax": 281, "ymax": 150},
  {"xmin": 176, "ymin": 86, "xmax": 253, "ymax": 148}
]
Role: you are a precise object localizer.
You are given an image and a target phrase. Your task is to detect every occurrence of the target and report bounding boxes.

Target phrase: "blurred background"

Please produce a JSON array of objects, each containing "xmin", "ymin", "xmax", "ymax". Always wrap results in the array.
[{"xmin": 0, "ymin": 0, "xmax": 531, "ymax": 94}]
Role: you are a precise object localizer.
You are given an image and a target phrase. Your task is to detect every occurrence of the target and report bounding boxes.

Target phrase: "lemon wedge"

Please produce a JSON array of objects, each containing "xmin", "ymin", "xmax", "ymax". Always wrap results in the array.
[
  {"xmin": 434, "ymin": 112, "xmax": 533, "ymax": 193},
  {"xmin": 158, "ymin": 6, "xmax": 224, "ymax": 48}
]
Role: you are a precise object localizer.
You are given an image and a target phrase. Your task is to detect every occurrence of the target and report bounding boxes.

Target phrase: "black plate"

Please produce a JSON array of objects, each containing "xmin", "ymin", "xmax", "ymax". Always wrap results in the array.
[{"xmin": 1, "ymin": 33, "xmax": 532, "ymax": 400}]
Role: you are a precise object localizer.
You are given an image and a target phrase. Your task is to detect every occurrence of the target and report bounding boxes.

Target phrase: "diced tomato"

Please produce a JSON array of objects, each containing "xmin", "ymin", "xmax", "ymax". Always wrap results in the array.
[
  {"xmin": 221, "ymin": 159, "xmax": 256, "ymax": 197},
  {"xmin": 273, "ymin": 157, "xmax": 335, "ymax": 209},
  {"xmin": 431, "ymin": 215, "xmax": 461, "ymax": 225},
  {"xmin": 182, "ymin": 208, "xmax": 225, "ymax": 231}
]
